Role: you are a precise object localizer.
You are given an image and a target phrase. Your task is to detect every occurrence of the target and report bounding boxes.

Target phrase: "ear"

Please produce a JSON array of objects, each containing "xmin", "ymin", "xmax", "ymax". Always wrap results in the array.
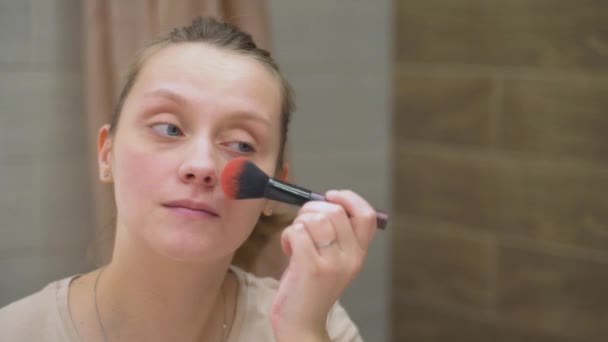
[
  {"xmin": 98, "ymin": 124, "xmax": 114, "ymax": 182},
  {"xmin": 278, "ymin": 161, "xmax": 290, "ymax": 182}
]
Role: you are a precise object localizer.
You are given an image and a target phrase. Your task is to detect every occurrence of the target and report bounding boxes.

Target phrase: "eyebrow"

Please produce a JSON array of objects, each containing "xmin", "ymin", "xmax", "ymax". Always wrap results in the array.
[
  {"xmin": 228, "ymin": 112, "xmax": 272, "ymax": 128},
  {"xmin": 143, "ymin": 88, "xmax": 189, "ymax": 107},
  {"xmin": 142, "ymin": 88, "xmax": 271, "ymax": 127}
]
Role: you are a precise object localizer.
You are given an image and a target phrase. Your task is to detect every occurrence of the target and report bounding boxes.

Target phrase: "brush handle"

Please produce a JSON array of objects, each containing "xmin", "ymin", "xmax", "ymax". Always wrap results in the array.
[
  {"xmin": 265, "ymin": 179, "xmax": 389, "ymax": 229},
  {"xmin": 312, "ymin": 192, "xmax": 388, "ymax": 230},
  {"xmin": 373, "ymin": 210, "xmax": 389, "ymax": 230}
]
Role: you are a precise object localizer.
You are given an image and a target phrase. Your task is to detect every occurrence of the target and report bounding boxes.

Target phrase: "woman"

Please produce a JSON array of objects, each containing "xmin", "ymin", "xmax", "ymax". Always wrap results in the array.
[{"xmin": 0, "ymin": 17, "xmax": 378, "ymax": 341}]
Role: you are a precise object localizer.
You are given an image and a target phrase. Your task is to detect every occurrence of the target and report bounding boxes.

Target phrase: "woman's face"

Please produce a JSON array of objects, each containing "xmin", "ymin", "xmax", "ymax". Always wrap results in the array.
[{"xmin": 100, "ymin": 43, "xmax": 283, "ymax": 262}]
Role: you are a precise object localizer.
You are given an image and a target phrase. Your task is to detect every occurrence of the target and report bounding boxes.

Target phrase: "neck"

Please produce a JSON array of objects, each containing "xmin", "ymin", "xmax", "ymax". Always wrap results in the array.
[{"xmin": 97, "ymin": 228, "xmax": 234, "ymax": 341}]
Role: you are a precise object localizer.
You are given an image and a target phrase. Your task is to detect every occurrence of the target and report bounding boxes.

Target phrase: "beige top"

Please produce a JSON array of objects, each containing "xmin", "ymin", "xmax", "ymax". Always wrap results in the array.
[{"xmin": 0, "ymin": 266, "xmax": 362, "ymax": 341}]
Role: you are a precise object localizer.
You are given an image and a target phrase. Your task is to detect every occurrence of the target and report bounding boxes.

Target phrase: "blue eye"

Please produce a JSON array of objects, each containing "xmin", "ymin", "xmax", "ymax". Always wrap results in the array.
[
  {"xmin": 152, "ymin": 123, "xmax": 183, "ymax": 137},
  {"xmin": 228, "ymin": 142, "xmax": 255, "ymax": 153}
]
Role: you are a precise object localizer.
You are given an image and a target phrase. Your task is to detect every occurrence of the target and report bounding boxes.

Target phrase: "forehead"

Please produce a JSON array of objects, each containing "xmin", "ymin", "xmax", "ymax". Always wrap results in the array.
[{"xmin": 128, "ymin": 42, "xmax": 282, "ymax": 121}]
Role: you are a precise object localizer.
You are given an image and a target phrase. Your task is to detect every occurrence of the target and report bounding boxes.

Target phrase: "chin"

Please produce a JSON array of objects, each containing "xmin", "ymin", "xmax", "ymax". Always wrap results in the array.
[{"xmin": 146, "ymin": 225, "xmax": 236, "ymax": 263}]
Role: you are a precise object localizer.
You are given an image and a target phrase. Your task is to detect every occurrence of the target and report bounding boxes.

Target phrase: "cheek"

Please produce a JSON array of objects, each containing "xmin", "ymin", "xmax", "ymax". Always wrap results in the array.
[
  {"xmin": 229, "ymin": 198, "xmax": 266, "ymax": 219},
  {"xmin": 224, "ymin": 198, "xmax": 267, "ymax": 244},
  {"xmin": 112, "ymin": 143, "xmax": 169, "ymax": 212}
]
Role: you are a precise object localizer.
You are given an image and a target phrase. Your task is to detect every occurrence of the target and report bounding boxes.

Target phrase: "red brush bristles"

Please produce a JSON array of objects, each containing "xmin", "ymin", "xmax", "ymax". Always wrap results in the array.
[
  {"xmin": 221, "ymin": 157, "xmax": 269, "ymax": 199},
  {"xmin": 221, "ymin": 157, "xmax": 248, "ymax": 199}
]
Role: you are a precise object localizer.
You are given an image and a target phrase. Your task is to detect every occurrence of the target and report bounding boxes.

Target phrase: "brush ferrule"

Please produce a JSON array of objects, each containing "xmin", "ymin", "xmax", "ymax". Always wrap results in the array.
[{"xmin": 265, "ymin": 178, "xmax": 314, "ymax": 205}]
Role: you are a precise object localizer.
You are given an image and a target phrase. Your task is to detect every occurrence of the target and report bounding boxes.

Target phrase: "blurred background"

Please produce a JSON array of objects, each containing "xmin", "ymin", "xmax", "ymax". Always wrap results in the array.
[
  {"xmin": 394, "ymin": 1, "xmax": 608, "ymax": 341},
  {"xmin": 1, "ymin": 0, "xmax": 607, "ymax": 341}
]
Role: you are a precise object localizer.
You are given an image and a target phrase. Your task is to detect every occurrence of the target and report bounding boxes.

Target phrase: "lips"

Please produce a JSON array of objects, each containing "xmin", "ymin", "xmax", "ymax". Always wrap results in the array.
[{"xmin": 163, "ymin": 199, "xmax": 220, "ymax": 217}]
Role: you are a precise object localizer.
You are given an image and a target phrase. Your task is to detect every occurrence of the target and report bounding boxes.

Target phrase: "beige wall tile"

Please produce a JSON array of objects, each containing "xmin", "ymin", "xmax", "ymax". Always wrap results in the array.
[
  {"xmin": 396, "ymin": 0, "xmax": 608, "ymax": 70},
  {"xmin": 498, "ymin": 244, "xmax": 608, "ymax": 340},
  {"xmin": 395, "ymin": 72, "xmax": 493, "ymax": 147},
  {"xmin": 501, "ymin": 78, "xmax": 608, "ymax": 162}
]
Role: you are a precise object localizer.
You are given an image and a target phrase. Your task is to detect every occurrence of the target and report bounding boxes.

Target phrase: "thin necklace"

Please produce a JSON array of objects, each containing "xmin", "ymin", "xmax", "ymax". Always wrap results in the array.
[{"xmin": 93, "ymin": 267, "xmax": 228, "ymax": 342}]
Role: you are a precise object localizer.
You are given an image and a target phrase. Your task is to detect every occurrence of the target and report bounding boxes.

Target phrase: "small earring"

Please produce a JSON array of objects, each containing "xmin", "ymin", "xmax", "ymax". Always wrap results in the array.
[
  {"xmin": 103, "ymin": 169, "xmax": 110, "ymax": 178},
  {"xmin": 263, "ymin": 207, "xmax": 273, "ymax": 217}
]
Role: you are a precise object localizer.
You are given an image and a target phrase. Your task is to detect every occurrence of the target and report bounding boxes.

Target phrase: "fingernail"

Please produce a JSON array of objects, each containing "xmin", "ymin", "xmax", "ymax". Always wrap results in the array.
[
  {"xmin": 293, "ymin": 223, "xmax": 304, "ymax": 231},
  {"xmin": 326, "ymin": 190, "xmax": 338, "ymax": 197}
]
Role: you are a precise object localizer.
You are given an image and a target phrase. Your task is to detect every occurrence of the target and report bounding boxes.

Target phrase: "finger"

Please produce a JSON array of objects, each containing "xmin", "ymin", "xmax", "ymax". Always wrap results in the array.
[
  {"xmin": 280, "ymin": 227, "xmax": 293, "ymax": 258},
  {"xmin": 293, "ymin": 212, "xmax": 337, "ymax": 252},
  {"xmin": 325, "ymin": 190, "xmax": 378, "ymax": 249},
  {"xmin": 298, "ymin": 201, "xmax": 359, "ymax": 254},
  {"xmin": 282, "ymin": 222, "xmax": 320, "ymax": 267}
]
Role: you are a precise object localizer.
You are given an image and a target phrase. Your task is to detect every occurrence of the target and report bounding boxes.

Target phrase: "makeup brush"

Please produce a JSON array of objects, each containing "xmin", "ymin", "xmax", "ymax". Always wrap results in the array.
[{"xmin": 221, "ymin": 157, "xmax": 388, "ymax": 229}]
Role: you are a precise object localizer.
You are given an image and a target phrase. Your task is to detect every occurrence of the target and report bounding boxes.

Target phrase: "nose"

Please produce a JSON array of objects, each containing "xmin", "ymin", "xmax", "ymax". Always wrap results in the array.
[{"xmin": 177, "ymin": 139, "xmax": 219, "ymax": 188}]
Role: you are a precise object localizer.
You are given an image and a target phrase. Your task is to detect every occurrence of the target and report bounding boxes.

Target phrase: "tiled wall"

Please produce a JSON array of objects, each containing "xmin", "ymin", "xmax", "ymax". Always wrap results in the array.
[
  {"xmin": 0, "ymin": 0, "xmax": 91, "ymax": 306},
  {"xmin": 393, "ymin": 1, "xmax": 608, "ymax": 341},
  {"xmin": 269, "ymin": 1, "xmax": 391, "ymax": 341}
]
